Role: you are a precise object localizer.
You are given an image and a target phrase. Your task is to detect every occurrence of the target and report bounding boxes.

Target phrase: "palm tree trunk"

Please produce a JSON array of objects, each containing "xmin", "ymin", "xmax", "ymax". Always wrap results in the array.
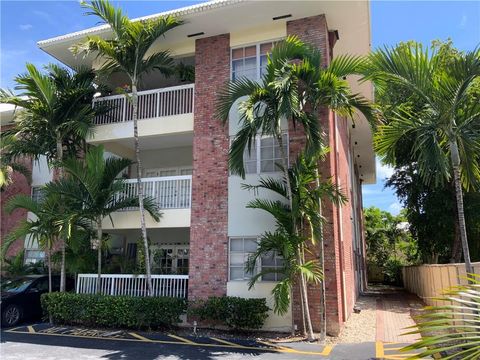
[
  {"xmin": 276, "ymin": 132, "xmax": 297, "ymax": 335},
  {"xmin": 47, "ymin": 248, "xmax": 52, "ymax": 293},
  {"xmin": 299, "ymin": 273, "xmax": 307, "ymax": 337},
  {"xmin": 56, "ymin": 136, "xmax": 66, "ymax": 292},
  {"xmin": 131, "ymin": 83, "xmax": 154, "ymax": 296},
  {"xmin": 277, "ymin": 132, "xmax": 315, "ymax": 340},
  {"xmin": 297, "ymin": 251, "xmax": 315, "ymax": 341},
  {"xmin": 450, "ymin": 139, "xmax": 473, "ymax": 275},
  {"xmin": 450, "ymin": 183, "xmax": 462, "ymax": 263},
  {"xmin": 315, "ymin": 169, "xmax": 327, "ymax": 342},
  {"xmin": 96, "ymin": 217, "xmax": 102, "ymax": 295}
]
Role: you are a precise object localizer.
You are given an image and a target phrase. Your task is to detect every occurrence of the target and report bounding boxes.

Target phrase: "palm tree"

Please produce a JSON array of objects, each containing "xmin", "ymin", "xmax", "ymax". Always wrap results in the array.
[
  {"xmin": 244, "ymin": 151, "xmax": 346, "ymax": 341},
  {"xmin": 3, "ymin": 191, "xmax": 66, "ymax": 293},
  {"xmin": 71, "ymin": 0, "xmax": 183, "ymax": 295},
  {"xmin": 45, "ymin": 145, "xmax": 161, "ymax": 294},
  {"xmin": 403, "ymin": 274, "xmax": 480, "ymax": 359},
  {"xmin": 364, "ymin": 44, "xmax": 480, "ymax": 274},
  {"xmin": 1, "ymin": 64, "xmax": 101, "ymax": 291},
  {"xmin": 217, "ymin": 35, "xmax": 374, "ymax": 340}
]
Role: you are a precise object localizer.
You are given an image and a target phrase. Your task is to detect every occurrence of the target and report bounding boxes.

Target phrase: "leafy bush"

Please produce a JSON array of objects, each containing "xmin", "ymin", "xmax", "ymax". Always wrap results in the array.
[
  {"xmin": 384, "ymin": 258, "xmax": 403, "ymax": 285},
  {"xmin": 189, "ymin": 296, "xmax": 269, "ymax": 330},
  {"xmin": 42, "ymin": 292, "xmax": 186, "ymax": 329}
]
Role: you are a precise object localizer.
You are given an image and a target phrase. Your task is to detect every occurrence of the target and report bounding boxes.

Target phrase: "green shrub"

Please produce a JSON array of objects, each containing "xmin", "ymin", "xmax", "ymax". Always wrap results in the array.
[
  {"xmin": 42, "ymin": 292, "xmax": 187, "ymax": 329},
  {"xmin": 384, "ymin": 258, "xmax": 403, "ymax": 285},
  {"xmin": 189, "ymin": 296, "xmax": 269, "ymax": 330}
]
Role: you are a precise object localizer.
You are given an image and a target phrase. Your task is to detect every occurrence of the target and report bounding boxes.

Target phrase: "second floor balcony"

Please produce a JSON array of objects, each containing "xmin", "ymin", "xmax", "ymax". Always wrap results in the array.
[
  {"xmin": 103, "ymin": 175, "xmax": 192, "ymax": 230},
  {"xmin": 89, "ymin": 84, "xmax": 194, "ymax": 145},
  {"xmin": 93, "ymin": 84, "xmax": 194, "ymax": 125}
]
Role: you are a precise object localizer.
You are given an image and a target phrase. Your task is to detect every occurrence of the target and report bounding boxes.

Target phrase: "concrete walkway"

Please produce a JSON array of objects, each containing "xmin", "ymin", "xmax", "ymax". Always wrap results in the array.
[{"xmin": 371, "ymin": 286, "xmax": 424, "ymax": 344}]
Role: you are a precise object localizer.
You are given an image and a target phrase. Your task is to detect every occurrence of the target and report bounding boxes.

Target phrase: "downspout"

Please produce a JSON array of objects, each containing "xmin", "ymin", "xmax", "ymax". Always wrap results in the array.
[{"xmin": 334, "ymin": 113, "xmax": 348, "ymax": 322}]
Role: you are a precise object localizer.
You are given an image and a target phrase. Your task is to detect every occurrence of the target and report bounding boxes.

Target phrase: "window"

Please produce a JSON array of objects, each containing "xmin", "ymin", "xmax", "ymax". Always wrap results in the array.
[
  {"xmin": 238, "ymin": 133, "xmax": 288, "ymax": 175},
  {"xmin": 24, "ymin": 249, "xmax": 45, "ymax": 264},
  {"xmin": 31, "ymin": 186, "xmax": 45, "ymax": 203},
  {"xmin": 260, "ymin": 251, "xmax": 285, "ymax": 281},
  {"xmin": 229, "ymin": 237, "xmax": 258, "ymax": 281},
  {"xmin": 229, "ymin": 237, "xmax": 284, "ymax": 282},
  {"xmin": 231, "ymin": 41, "xmax": 278, "ymax": 81}
]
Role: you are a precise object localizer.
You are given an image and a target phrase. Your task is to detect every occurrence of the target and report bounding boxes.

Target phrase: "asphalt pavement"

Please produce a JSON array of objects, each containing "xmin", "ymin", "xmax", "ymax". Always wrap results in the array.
[{"xmin": 0, "ymin": 323, "xmax": 424, "ymax": 360}]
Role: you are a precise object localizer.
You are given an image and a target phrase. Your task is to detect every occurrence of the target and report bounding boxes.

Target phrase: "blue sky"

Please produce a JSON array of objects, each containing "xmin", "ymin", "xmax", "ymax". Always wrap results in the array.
[{"xmin": 1, "ymin": 1, "xmax": 479, "ymax": 215}]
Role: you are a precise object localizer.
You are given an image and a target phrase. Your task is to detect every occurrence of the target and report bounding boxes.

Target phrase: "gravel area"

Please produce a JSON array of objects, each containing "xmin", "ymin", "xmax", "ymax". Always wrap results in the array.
[{"xmin": 326, "ymin": 295, "xmax": 377, "ymax": 344}]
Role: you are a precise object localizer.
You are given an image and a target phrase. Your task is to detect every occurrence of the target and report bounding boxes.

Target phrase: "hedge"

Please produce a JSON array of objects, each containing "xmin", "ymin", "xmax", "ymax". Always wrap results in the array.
[
  {"xmin": 41, "ymin": 292, "xmax": 187, "ymax": 329},
  {"xmin": 189, "ymin": 296, "xmax": 269, "ymax": 330}
]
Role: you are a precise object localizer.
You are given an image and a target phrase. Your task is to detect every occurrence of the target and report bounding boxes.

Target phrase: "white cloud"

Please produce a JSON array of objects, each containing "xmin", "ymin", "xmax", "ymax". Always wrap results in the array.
[
  {"xmin": 1, "ymin": 49, "xmax": 28, "ymax": 61},
  {"xmin": 19, "ymin": 24, "xmax": 33, "ymax": 31},
  {"xmin": 388, "ymin": 202, "xmax": 403, "ymax": 215},
  {"xmin": 459, "ymin": 14, "xmax": 467, "ymax": 29},
  {"xmin": 376, "ymin": 157, "xmax": 394, "ymax": 180},
  {"xmin": 33, "ymin": 10, "xmax": 55, "ymax": 25}
]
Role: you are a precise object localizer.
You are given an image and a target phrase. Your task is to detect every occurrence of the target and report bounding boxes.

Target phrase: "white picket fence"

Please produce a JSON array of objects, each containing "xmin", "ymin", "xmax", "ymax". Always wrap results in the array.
[
  {"xmin": 119, "ymin": 175, "xmax": 192, "ymax": 210},
  {"xmin": 76, "ymin": 274, "xmax": 189, "ymax": 298},
  {"xmin": 93, "ymin": 83, "xmax": 194, "ymax": 125}
]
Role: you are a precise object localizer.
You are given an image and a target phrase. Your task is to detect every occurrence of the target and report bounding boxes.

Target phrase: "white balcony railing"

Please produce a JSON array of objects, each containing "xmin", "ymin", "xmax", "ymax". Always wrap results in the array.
[
  {"xmin": 76, "ymin": 274, "xmax": 189, "ymax": 298},
  {"xmin": 93, "ymin": 84, "xmax": 194, "ymax": 125},
  {"xmin": 119, "ymin": 175, "xmax": 192, "ymax": 210}
]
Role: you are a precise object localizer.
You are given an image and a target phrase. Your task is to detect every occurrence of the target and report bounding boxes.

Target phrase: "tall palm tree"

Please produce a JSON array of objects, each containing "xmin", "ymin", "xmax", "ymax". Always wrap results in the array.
[
  {"xmin": 45, "ymin": 145, "xmax": 161, "ymax": 294},
  {"xmin": 364, "ymin": 44, "xmax": 480, "ymax": 274},
  {"xmin": 217, "ymin": 35, "xmax": 374, "ymax": 340},
  {"xmin": 3, "ymin": 191, "xmax": 67, "ymax": 293},
  {"xmin": 71, "ymin": 0, "xmax": 183, "ymax": 295},
  {"xmin": 1, "ymin": 64, "xmax": 101, "ymax": 291},
  {"xmin": 244, "ymin": 150, "xmax": 346, "ymax": 341}
]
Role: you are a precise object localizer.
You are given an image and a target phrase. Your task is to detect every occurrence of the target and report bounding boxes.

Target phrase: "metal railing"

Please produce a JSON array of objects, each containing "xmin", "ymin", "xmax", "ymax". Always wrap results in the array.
[
  {"xmin": 119, "ymin": 175, "xmax": 192, "ymax": 210},
  {"xmin": 93, "ymin": 84, "xmax": 194, "ymax": 125},
  {"xmin": 76, "ymin": 274, "xmax": 189, "ymax": 298}
]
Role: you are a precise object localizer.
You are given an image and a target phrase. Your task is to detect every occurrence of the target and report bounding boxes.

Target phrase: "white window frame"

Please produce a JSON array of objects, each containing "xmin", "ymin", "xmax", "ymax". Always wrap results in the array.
[
  {"xmin": 144, "ymin": 166, "xmax": 193, "ymax": 178},
  {"xmin": 228, "ymin": 237, "xmax": 284, "ymax": 282},
  {"xmin": 31, "ymin": 186, "xmax": 45, "ymax": 203},
  {"xmin": 234, "ymin": 133, "xmax": 289, "ymax": 175},
  {"xmin": 24, "ymin": 248, "xmax": 45, "ymax": 264},
  {"xmin": 230, "ymin": 38, "xmax": 285, "ymax": 82}
]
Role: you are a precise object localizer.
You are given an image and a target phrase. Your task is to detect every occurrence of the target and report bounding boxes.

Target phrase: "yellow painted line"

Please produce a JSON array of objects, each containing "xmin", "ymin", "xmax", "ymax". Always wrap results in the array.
[
  {"xmin": 320, "ymin": 345, "xmax": 333, "ymax": 356},
  {"xmin": 129, "ymin": 332, "xmax": 152, "ymax": 342},
  {"xmin": 27, "ymin": 326, "xmax": 35, "ymax": 333},
  {"xmin": 257, "ymin": 340, "xmax": 333, "ymax": 356},
  {"xmin": 7, "ymin": 328, "xmax": 330, "ymax": 356},
  {"xmin": 376, "ymin": 341, "xmax": 385, "ymax": 358},
  {"xmin": 4, "ymin": 326, "xmax": 22, "ymax": 333},
  {"xmin": 168, "ymin": 334, "xmax": 196, "ymax": 344},
  {"xmin": 210, "ymin": 337, "xmax": 246, "ymax": 348}
]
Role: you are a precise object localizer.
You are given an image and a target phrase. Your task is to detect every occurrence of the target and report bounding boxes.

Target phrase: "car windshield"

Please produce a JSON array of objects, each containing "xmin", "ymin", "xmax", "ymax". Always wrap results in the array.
[{"xmin": 1, "ymin": 278, "xmax": 34, "ymax": 293}]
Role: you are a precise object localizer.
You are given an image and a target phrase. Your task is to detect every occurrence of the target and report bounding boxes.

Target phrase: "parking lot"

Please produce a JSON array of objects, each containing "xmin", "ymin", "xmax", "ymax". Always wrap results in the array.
[{"xmin": 0, "ymin": 323, "xmax": 426, "ymax": 360}]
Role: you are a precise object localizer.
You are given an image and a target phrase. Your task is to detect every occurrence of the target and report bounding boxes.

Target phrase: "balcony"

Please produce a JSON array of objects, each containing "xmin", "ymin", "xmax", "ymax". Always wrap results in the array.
[
  {"xmin": 103, "ymin": 175, "xmax": 192, "ymax": 230},
  {"xmin": 88, "ymin": 84, "xmax": 194, "ymax": 147},
  {"xmin": 120, "ymin": 175, "xmax": 192, "ymax": 210}
]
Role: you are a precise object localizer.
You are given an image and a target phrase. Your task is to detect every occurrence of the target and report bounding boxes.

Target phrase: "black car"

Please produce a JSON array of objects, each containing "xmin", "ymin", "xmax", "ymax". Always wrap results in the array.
[{"xmin": 1, "ymin": 275, "xmax": 73, "ymax": 327}]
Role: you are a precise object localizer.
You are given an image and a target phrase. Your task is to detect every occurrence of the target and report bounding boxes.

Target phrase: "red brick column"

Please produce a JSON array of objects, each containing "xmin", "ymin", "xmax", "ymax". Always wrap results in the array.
[
  {"xmin": 189, "ymin": 34, "xmax": 230, "ymax": 299},
  {"xmin": 1, "ymin": 154, "xmax": 32, "ymax": 258},
  {"xmin": 287, "ymin": 14, "xmax": 345, "ymax": 336}
]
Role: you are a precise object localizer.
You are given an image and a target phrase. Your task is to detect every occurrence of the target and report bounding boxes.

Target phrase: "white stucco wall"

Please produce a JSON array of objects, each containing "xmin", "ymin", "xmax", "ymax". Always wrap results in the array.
[
  {"xmin": 31, "ymin": 155, "xmax": 53, "ymax": 186},
  {"xmin": 132, "ymin": 146, "xmax": 193, "ymax": 177},
  {"xmin": 227, "ymin": 281, "xmax": 292, "ymax": 332}
]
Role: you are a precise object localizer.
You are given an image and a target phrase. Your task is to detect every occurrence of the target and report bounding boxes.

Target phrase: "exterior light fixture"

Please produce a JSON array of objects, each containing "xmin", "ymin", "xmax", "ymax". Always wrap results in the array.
[
  {"xmin": 187, "ymin": 32, "xmax": 205, "ymax": 38},
  {"xmin": 273, "ymin": 14, "xmax": 292, "ymax": 20}
]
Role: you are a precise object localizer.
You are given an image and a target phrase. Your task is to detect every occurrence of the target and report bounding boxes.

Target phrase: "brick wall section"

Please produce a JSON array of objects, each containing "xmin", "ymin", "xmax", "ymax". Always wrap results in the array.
[
  {"xmin": 189, "ymin": 34, "xmax": 230, "ymax": 299},
  {"xmin": 287, "ymin": 14, "xmax": 358, "ymax": 336},
  {"xmin": 0, "ymin": 139, "xmax": 32, "ymax": 258}
]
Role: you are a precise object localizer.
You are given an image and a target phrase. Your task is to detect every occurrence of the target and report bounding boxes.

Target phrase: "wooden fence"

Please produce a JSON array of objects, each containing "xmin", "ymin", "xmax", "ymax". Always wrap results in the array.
[{"xmin": 402, "ymin": 262, "xmax": 480, "ymax": 306}]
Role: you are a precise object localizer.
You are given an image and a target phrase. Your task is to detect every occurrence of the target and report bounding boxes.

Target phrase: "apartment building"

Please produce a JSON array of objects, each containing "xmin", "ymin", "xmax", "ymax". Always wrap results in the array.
[{"xmin": 1, "ymin": 0, "xmax": 375, "ymax": 335}]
